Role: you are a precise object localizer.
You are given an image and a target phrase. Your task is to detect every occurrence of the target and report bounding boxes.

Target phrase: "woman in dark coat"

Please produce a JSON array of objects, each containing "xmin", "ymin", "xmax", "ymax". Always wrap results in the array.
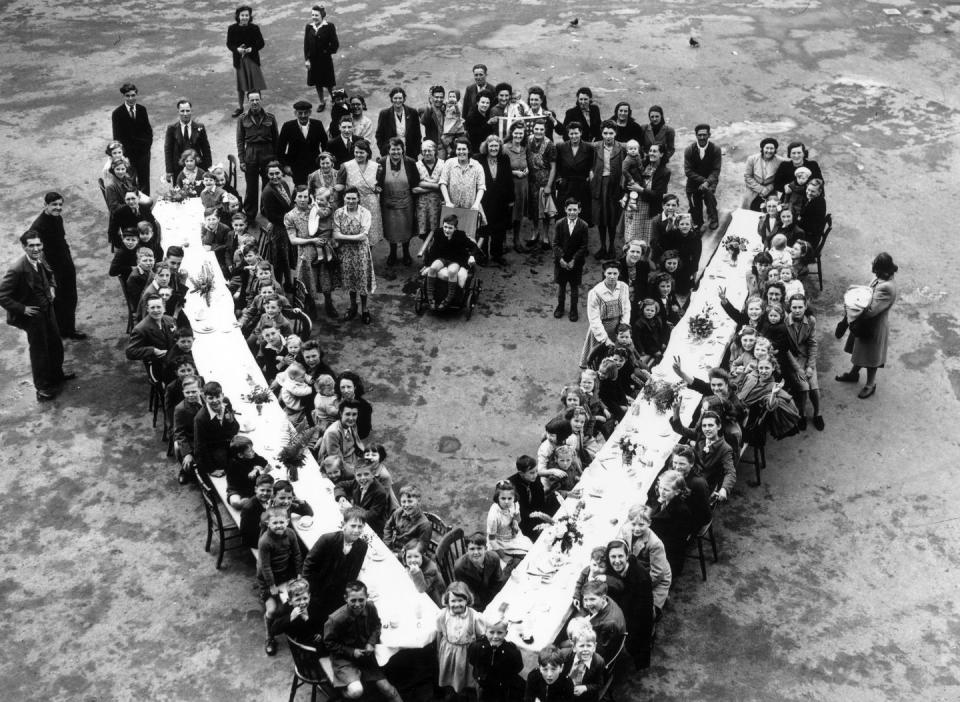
[
  {"xmin": 604, "ymin": 540, "xmax": 654, "ymax": 669},
  {"xmin": 609, "ymin": 102, "xmax": 643, "ymax": 144},
  {"xmin": 477, "ymin": 135, "xmax": 514, "ymax": 264},
  {"xmin": 336, "ymin": 371, "xmax": 373, "ymax": 439},
  {"xmin": 796, "ymin": 178, "xmax": 827, "ymax": 251},
  {"xmin": 259, "ymin": 160, "xmax": 293, "ymax": 289},
  {"xmin": 555, "ymin": 122, "xmax": 595, "ymax": 227},
  {"xmin": 649, "ymin": 469, "xmax": 696, "ymax": 576},
  {"xmin": 226, "ymin": 5, "xmax": 267, "ymax": 118},
  {"xmin": 303, "ymin": 5, "xmax": 339, "ymax": 110},
  {"xmin": 464, "ymin": 92, "xmax": 494, "ymax": 154},
  {"xmin": 837, "ymin": 252, "xmax": 899, "ymax": 399}
]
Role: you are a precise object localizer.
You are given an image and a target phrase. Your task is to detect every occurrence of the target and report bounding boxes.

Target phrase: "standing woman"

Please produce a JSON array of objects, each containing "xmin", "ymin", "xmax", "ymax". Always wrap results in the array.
[
  {"xmin": 413, "ymin": 140, "xmax": 445, "ymax": 240},
  {"xmin": 284, "ymin": 185, "xmax": 320, "ymax": 312},
  {"xmin": 348, "ymin": 95, "xmax": 374, "ymax": 142},
  {"xmin": 797, "ymin": 178, "xmax": 827, "ymax": 251},
  {"xmin": 526, "ymin": 87, "xmax": 557, "ymax": 140},
  {"xmin": 308, "ymin": 186, "xmax": 341, "ymax": 318},
  {"xmin": 526, "ymin": 119, "xmax": 557, "ymax": 251},
  {"xmin": 639, "ymin": 106, "xmax": 676, "ymax": 164},
  {"xmin": 335, "ymin": 139, "xmax": 383, "ymax": 248},
  {"xmin": 478, "ymin": 135, "xmax": 514, "ymax": 264},
  {"xmin": 555, "ymin": 122, "xmax": 595, "ymax": 231},
  {"xmin": 743, "ymin": 137, "xmax": 783, "ymax": 210},
  {"xmin": 837, "ymin": 252, "xmax": 899, "ymax": 399},
  {"xmin": 376, "ymin": 137, "xmax": 420, "ymax": 266},
  {"xmin": 580, "ymin": 260, "xmax": 631, "ymax": 368},
  {"xmin": 504, "ymin": 122, "xmax": 530, "ymax": 253},
  {"xmin": 306, "ymin": 151, "xmax": 338, "ymax": 201},
  {"xmin": 226, "ymin": 6, "xmax": 267, "ymax": 118},
  {"xmin": 374, "ymin": 87, "xmax": 422, "ymax": 159},
  {"xmin": 333, "ymin": 186, "xmax": 376, "ymax": 324},
  {"xmin": 609, "ymin": 102, "xmax": 643, "ymax": 144},
  {"xmin": 260, "ymin": 160, "xmax": 294, "ymax": 289},
  {"xmin": 623, "ymin": 143, "xmax": 670, "ymax": 245},
  {"xmin": 303, "ymin": 5, "xmax": 339, "ymax": 111}
]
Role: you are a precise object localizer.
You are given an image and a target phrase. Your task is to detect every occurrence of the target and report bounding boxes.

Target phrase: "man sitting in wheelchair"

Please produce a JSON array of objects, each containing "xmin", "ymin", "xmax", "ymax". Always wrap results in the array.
[{"xmin": 422, "ymin": 214, "xmax": 480, "ymax": 311}]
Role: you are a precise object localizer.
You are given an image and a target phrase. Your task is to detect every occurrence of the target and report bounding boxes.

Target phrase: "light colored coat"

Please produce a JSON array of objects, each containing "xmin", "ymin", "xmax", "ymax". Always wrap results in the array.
[{"xmin": 845, "ymin": 278, "xmax": 898, "ymax": 367}]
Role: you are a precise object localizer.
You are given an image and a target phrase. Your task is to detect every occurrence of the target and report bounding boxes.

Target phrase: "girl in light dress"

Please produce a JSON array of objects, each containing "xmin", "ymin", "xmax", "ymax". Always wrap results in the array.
[
  {"xmin": 436, "ymin": 581, "xmax": 486, "ymax": 700},
  {"xmin": 311, "ymin": 374, "xmax": 339, "ymax": 432},
  {"xmin": 486, "ymin": 481, "xmax": 533, "ymax": 562}
]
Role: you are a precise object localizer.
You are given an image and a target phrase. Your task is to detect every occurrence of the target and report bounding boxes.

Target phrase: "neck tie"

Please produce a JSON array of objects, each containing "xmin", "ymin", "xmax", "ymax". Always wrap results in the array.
[
  {"xmin": 184, "ymin": 124, "xmax": 190, "ymax": 141},
  {"xmin": 129, "ymin": 106, "xmax": 135, "ymax": 120}
]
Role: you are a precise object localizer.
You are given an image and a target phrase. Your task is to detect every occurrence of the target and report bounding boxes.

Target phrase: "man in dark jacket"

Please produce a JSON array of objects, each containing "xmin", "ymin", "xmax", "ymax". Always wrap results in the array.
[
  {"xmin": 236, "ymin": 90, "xmax": 279, "ymax": 220},
  {"xmin": 423, "ymin": 214, "xmax": 479, "ymax": 310},
  {"xmin": 163, "ymin": 98, "xmax": 213, "ymax": 182},
  {"xmin": 29, "ymin": 192, "xmax": 85, "ymax": 339},
  {"xmin": 111, "ymin": 82, "xmax": 154, "ymax": 194},
  {"xmin": 683, "ymin": 123, "xmax": 722, "ymax": 231},
  {"xmin": 278, "ymin": 100, "xmax": 328, "ymax": 186}
]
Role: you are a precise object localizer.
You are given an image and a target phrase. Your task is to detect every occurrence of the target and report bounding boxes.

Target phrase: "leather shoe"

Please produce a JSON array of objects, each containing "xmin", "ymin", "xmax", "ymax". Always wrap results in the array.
[
  {"xmin": 36, "ymin": 390, "xmax": 56, "ymax": 402},
  {"xmin": 264, "ymin": 637, "xmax": 277, "ymax": 656},
  {"xmin": 835, "ymin": 371, "xmax": 859, "ymax": 382},
  {"xmin": 61, "ymin": 372, "xmax": 77, "ymax": 381},
  {"xmin": 553, "ymin": 305, "xmax": 564, "ymax": 319},
  {"xmin": 66, "ymin": 331, "xmax": 88, "ymax": 340},
  {"xmin": 812, "ymin": 415, "xmax": 825, "ymax": 431},
  {"xmin": 797, "ymin": 416, "xmax": 807, "ymax": 431},
  {"xmin": 342, "ymin": 307, "xmax": 358, "ymax": 321},
  {"xmin": 569, "ymin": 309, "xmax": 579, "ymax": 322},
  {"xmin": 857, "ymin": 384, "xmax": 876, "ymax": 399}
]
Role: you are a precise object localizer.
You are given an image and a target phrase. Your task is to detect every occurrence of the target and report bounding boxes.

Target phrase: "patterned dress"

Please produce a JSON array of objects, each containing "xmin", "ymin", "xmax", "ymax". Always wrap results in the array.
[
  {"xmin": 527, "ymin": 135, "xmax": 557, "ymax": 219},
  {"xmin": 283, "ymin": 205, "xmax": 316, "ymax": 296},
  {"xmin": 436, "ymin": 607, "xmax": 485, "ymax": 693},
  {"xmin": 622, "ymin": 162, "xmax": 656, "ymax": 244},
  {"xmin": 337, "ymin": 159, "xmax": 383, "ymax": 247},
  {"xmin": 505, "ymin": 142, "xmax": 529, "ymax": 222},
  {"xmin": 308, "ymin": 203, "xmax": 337, "ymax": 294},
  {"xmin": 306, "ymin": 168, "xmax": 337, "ymax": 201},
  {"xmin": 415, "ymin": 158, "xmax": 445, "ymax": 236},
  {"xmin": 332, "ymin": 205, "xmax": 376, "ymax": 294}
]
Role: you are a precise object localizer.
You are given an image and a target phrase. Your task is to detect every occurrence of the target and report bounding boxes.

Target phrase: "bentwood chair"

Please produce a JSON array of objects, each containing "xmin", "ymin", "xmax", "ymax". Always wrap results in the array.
[
  {"xmin": 810, "ymin": 213, "xmax": 832, "ymax": 291},
  {"xmin": 195, "ymin": 468, "xmax": 245, "ymax": 569},
  {"xmin": 227, "ymin": 155, "xmax": 239, "ymax": 190},
  {"xmin": 686, "ymin": 520, "xmax": 720, "ymax": 582},
  {"xmin": 423, "ymin": 512, "xmax": 450, "ymax": 558},
  {"xmin": 739, "ymin": 437, "xmax": 767, "ymax": 487},
  {"xmin": 597, "ymin": 633, "xmax": 628, "ymax": 701},
  {"xmin": 434, "ymin": 527, "xmax": 466, "ymax": 585},
  {"xmin": 286, "ymin": 637, "xmax": 340, "ymax": 702},
  {"xmin": 292, "ymin": 278, "xmax": 318, "ymax": 322},
  {"xmin": 283, "ymin": 307, "xmax": 313, "ymax": 339},
  {"xmin": 146, "ymin": 363, "xmax": 169, "ymax": 442}
]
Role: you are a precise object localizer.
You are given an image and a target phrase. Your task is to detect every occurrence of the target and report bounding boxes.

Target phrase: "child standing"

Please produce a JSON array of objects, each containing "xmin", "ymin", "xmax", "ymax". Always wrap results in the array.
[
  {"xmin": 437, "ymin": 581, "xmax": 486, "ymax": 700},
  {"xmin": 552, "ymin": 198, "xmax": 589, "ymax": 323},
  {"xmin": 467, "ymin": 619, "xmax": 524, "ymax": 702},
  {"xmin": 524, "ymin": 645, "xmax": 574, "ymax": 702},
  {"xmin": 259, "ymin": 506, "xmax": 303, "ymax": 656}
]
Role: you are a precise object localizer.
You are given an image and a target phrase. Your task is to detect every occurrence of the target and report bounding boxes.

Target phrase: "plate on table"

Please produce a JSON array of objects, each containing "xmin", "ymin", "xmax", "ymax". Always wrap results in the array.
[
  {"xmin": 193, "ymin": 323, "xmax": 217, "ymax": 334},
  {"xmin": 368, "ymin": 549, "xmax": 386, "ymax": 562},
  {"xmin": 297, "ymin": 516, "xmax": 314, "ymax": 529},
  {"xmin": 368, "ymin": 589, "xmax": 380, "ymax": 601}
]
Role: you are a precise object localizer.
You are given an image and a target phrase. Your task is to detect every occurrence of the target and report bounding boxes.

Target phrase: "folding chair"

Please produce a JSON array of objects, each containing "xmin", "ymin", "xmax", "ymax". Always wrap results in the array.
[
  {"xmin": 810, "ymin": 213, "xmax": 832, "ymax": 290},
  {"xmin": 434, "ymin": 527, "xmax": 466, "ymax": 585},
  {"xmin": 195, "ymin": 468, "xmax": 246, "ymax": 569},
  {"xmin": 686, "ymin": 520, "xmax": 719, "ymax": 582},
  {"xmin": 286, "ymin": 637, "xmax": 340, "ymax": 702}
]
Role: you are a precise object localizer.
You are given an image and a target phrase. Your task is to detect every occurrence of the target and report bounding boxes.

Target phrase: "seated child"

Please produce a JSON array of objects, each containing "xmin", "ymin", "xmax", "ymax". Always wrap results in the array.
[
  {"xmin": 572, "ymin": 546, "xmax": 608, "ymax": 612},
  {"xmin": 240, "ymin": 473, "xmax": 275, "ymax": 548},
  {"xmin": 652, "ymin": 272, "xmax": 683, "ymax": 327},
  {"xmin": 276, "ymin": 334, "xmax": 302, "ymax": 373},
  {"xmin": 312, "ymin": 374, "xmax": 340, "ymax": 433},
  {"xmin": 226, "ymin": 435, "xmax": 269, "ymax": 509},
  {"xmin": 467, "ymin": 619, "xmax": 524, "ymax": 702},
  {"xmin": 400, "ymin": 540, "xmax": 444, "ymax": 606},
  {"xmin": 259, "ymin": 506, "xmax": 303, "ymax": 656},
  {"xmin": 268, "ymin": 577, "xmax": 323, "ymax": 646},
  {"xmin": 244, "ymin": 292, "xmax": 294, "ymax": 345},
  {"xmin": 270, "ymin": 479, "xmax": 314, "ymax": 521},
  {"xmin": 109, "ymin": 228, "xmax": 140, "ymax": 278},
  {"xmin": 729, "ymin": 325, "xmax": 759, "ymax": 385},
  {"xmin": 275, "ymin": 362, "xmax": 313, "ymax": 424},
  {"xmin": 487, "ymin": 481, "xmax": 534, "ymax": 565},
  {"xmin": 136, "ymin": 220, "xmax": 163, "ymax": 260},
  {"xmin": 319, "ymin": 455, "xmax": 355, "ymax": 493},
  {"xmin": 453, "ymin": 533, "xmax": 505, "ymax": 611},
  {"xmin": 323, "ymin": 580, "xmax": 403, "ymax": 701},
  {"xmin": 199, "ymin": 171, "xmax": 225, "ymax": 210},
  {"xmin": 579, "ymin": 581, "xmax": 626, "ymax": 664},
  {"xmin": 362, "ymin": 444, "xmax": 399, "ymax": 511},
  {"xmin": 780, "ymin": 264, "xmax": 804, "ymax": 298},
  {"xmin": 161, "ymin": 326, "xmax": 196, "ymax": 385},
  {"xmin": 255, "ymin": 321, "xmax": 286, "ymax": 383},
  {"xmin": 383, "ymin": 484, "xmax": 432, "ymax": 554},
  {"xmin": 769, "ymin": 233, "xmax": 793, "ymax": 268},
  {"xmin": 341, "ymin": 462, "xmax": 390, "ymax": 537},
  {"xmin": 524, "ymin": 645, "xmax": 574, "ymax": 702},
  {"xmin": 597, "ymin": 357, "xmax": 628, "ymax": 422}
]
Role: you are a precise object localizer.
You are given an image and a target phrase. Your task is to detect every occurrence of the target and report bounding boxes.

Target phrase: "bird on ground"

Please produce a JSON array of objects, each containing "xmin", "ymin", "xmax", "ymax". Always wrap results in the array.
[
  {"xmin": 689, "ymin": 36, "xmax": 700, "ymax": 47},
  {"xmin": 569, "ymin": 18, "xmax": 579, "ymax": 27}
]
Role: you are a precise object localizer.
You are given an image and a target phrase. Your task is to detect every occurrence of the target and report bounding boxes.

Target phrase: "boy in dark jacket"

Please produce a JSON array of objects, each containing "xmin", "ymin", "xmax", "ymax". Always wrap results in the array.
[
  {"xmin": 553, "ymin": 198, "xmax": 589, "ymax": 322},
  {"xmin": 468, "ymin": 620, "xmax": 524, "ymax": 701}
]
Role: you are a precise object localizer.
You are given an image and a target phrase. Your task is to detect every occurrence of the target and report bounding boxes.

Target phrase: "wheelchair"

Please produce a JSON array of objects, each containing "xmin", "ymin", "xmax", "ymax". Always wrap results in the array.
[{"xmin": 413, "ymin": 262, "xmax": 482, "ymax": 319}]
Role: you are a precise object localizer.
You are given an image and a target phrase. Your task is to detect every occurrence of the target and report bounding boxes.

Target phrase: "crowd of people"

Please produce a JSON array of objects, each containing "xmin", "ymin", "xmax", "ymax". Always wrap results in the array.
[{"xmin": 0, "ymin": 4, "xmax": 903, "ymax": 700}]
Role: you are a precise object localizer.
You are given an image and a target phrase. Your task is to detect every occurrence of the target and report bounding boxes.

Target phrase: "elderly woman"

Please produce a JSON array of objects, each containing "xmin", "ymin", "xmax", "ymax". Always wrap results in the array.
[
  {"xmin": 526, "ymin": 119, "xmax": 558, "ymax": 251},
  {"xmin": 307, "ymin": 151, "xmax": 338, "ymax": 200},
  {"xmin": 226, "ymin": 5, "xmax": 267, "ymax": 118},
  {"xmin": 336, "ymin": 139, "xmax": 383, "ymax": 247},
  {"xmin": 649, "ymin": 470, "xmax": 696, "ymax": 576},
  {"xmin": 504, "ymin": 122, "xmax": 530, "ymax": 253},
  {"xmin": 439, "ymin": 136, "xmax": 486, "ymax": 228},
  {"xmin": 478, "ymin": 135, "xmax": 514, "ymax": 264},
  {"xmin": 604, "ymin": 539, "xmax": 654, "ymax": 669},
  {"xmin": 837, "ymin": 252, "xmax": 899, "ymax": 399},
  {"xmin": 609, "ymin": 102, "xmax": 643, "ymax": 144},
  {"xmin": 303, "ymin": 4, "xmax": 339, "ymax": 110},
  {"xmin": 639, "ymin": 106, "xmax": 676, "ymax": 163},
  {"xmin": 580, "ymin": 260, "xmax": 631, "ymax": 368},
  {"xmin": 333, "ymin": 186, "xmax": 376, "ymax": 324},
  {"xmin": 376, "ymin": 136, "xmax": 420, "ymax": 265},
  {"xmin": 422, "ymin": 213, "xmax": 478, "ymax": 311},
  {"xmin": 797, "ymin": 178, "xmax": 827, "ymax": 250},
  {"xmin": 743, "ymin": 137, "xmax": 784, "ymax": 210},
  {"xmin": 413, "ymin": 140, "xmax": 445, "ymax": 239}
]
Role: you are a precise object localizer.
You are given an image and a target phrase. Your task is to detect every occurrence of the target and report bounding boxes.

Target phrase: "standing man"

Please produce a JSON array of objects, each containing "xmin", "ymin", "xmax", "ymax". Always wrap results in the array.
[
  {"xmin": 111, "ymin": 82, "xmax": 154, "ymax": 195},
  {"xmin": 29, "ymin": 192, "xmax": 85, "ymax": 340},
  {"xmin": 683, "ymin": 123, "xmax": 722, "ymax": 231},
  {"xmin": 374, "ymin": 87, "xmax": 421, "ymax": 159},
  {"xmin": 0, "ymin": 231, "xmax": 74, "ymax": 401},
  {"xmin": 463, "ymin": 64, "xmax": 493, "ymax": 121},
  {"xmin": 277, "ymin": 100, "xmax": 328, "ymax": 186},
  {"xmin": 590, "ymin": 121, "xmax": 625, "ymax": 259},
  {"xmin": 236, "ymin": 90, "xmax": 279, "ymax": 221},
  {"xmin": 163, "ymin": 98, "xmax": 212, "ymax": 184},
  {"xmin": 327, "ymin": 114, "xmax": 357, "ymax": 166},
  {"xmin": 419, "ymin": 85, "xmax": 447, "ymax": 146}
]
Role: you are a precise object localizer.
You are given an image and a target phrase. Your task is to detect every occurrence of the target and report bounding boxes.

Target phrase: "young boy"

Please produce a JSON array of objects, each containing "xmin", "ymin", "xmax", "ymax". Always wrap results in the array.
[
  {"xmin": 579, "ymin": 581, "xmax": 626, "ymax": 664},
  {"xmin": 322, "ymin": 580, "xmax": 404, "ymax": 701},
  {"xmin": 507, "ymin": 455, "xmax": 549, "ymax": 538},
  {"xmin": 453, "ymin": 532, "xmax": 505, "ymax": 611},
  {"xmin": 382, "ymin": 484, "xmax": 433, "ymax": 554},
  {"xmin": 255, "ymin": 321, "xmax": 287, "ymax": 382},
  {"xmin": 199, "ymin": 171, "xmax": 225, "ymax": 210},
  {"xmin": 162, "ymin": 326, "xmax": 195, "ymax": 384},
  {"xmin": 109, "ymin": 228, "xmax": 141, "ymax": 279},
  {"xmin": 344, "ymin": 462, "xmax": 390, "ymax": 537},
  {"xmin": 524, "ymin": 645, "xmax": 574, "ymax": 702},
  {"xmin": 552, "ymin": 198, "xmax": 589, "ymax": 322},
  {"xmin": 226, "ymin": 436, "xmax": 269, "ymax": 508},
  {"xmin": 125, "ymin": 246, "xmax": 156, "ymax": 304},
  {"xmin": 201, "ymin": 207, "xmax": 234, "ymax": 273},
  {"xmin": 271, "ymin": 479, "xmax": 314, "ymax": 521},
  {"xmin": 259, "ymin": 506, "xmax": 303, "ymax": 656},
  {"xmin": 563, "ymin": 629, "xmax": 606, "ymax": 702},
  {"xmin": 268, "ymin": 577, "xmax": 323, "ymax": 646},
  {"xmin": 246, "ymin": 294, "xmax": 294, "ymax": 349},
  {"xmin": 240, "ymin": 473, "xmax": 275, "ymax": 548},
  {"xmin": 467, "ymin": 619, "xmax": 524, "ymax": 702},
  {"xmin": 572, "ymin": 546, "xmax": 608, "ymax": 611}
]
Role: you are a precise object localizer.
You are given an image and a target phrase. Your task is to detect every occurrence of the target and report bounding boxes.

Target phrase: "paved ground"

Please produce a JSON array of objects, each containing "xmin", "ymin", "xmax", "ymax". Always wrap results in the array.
[{"xmin": 1, "ymin": 1, "xmax": 959, "ymax": 700}]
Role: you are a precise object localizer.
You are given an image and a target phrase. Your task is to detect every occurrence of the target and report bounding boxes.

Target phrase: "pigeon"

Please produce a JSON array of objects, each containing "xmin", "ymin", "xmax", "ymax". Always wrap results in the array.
[
  {"xmin": 689, "ymin": 36, "xmax": 700, "ymax": 47},
  {"xmin": 569, "ymin": 18, "xmax": 579, "ymax": 27}
]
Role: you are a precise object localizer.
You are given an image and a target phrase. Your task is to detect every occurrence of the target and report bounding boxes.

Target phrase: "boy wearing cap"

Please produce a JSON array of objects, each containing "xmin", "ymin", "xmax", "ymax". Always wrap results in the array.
[{"xmin": 278, "ymin": 100, "xmax": 329, "ymax": 185}]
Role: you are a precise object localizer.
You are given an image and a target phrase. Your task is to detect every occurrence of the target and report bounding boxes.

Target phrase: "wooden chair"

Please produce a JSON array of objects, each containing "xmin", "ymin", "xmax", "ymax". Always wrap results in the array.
[
  {"xmin": 195, "ymin": 468, "xmax": 245, "ymax": 569},
  {"xmin": 739, "ymin": 439, "xmax": 767, "ymax": 487},
  {"xmin": 423, "ymin": 512, "xmax": 450, "ymax": 558},
  {"xmin": 292, "ymin": 278, "xmax": 317, "ymax": 321},
  {"xmin": 146, "ymin": 363, "xmax": 169, "ymax": 442},
  {"xmin": 119, "ymin": 278, "xmax": 136, "ymax": 334},
  {"xmin": 283, "ymin": 307, "xmax": 313, "ymax": 339},
  {"xmin": 597, "ymin": 633, "xmax": 628, "ymax": 701},
  {"xmin": 98, "ymin": 177, "xmax": 117, "ymax": 252},
  {"xmin": 227, "ymin": 155, "xmax": 239, "ymax": 190},
  {"xmin": 286, "ymin": 637, "xmax": 340, "ymax": 702},
  {"xmin": 434, "ymin": 527, "xmax": 466, "ymax": 585},
  {"xmin": 686, "ymin": 520, "xmax": 719, "ymax": 582},
  {"xmin": 810, "ymin": 213, "xmax": 832, "ymax": 290}
]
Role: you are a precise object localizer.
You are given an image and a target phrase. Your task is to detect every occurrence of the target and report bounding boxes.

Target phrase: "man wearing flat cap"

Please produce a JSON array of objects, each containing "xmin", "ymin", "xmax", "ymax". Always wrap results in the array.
[
  {"xmin": 278, "ymin": 100, "xmax": 329, "ymax": 186},
  {"xmin": 743, "ymin": 137, "xmax": 784, "ymax": 210}
]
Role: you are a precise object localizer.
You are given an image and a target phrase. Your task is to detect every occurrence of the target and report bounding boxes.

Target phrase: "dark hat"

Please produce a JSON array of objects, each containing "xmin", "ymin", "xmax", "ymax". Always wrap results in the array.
[
  {"xmin": 760, "ymin": 137, "xmax": 779, "ymax": 151},
  {"xmin": 293, "ymin": 100, "xmax": 313, "ymax": 111}
]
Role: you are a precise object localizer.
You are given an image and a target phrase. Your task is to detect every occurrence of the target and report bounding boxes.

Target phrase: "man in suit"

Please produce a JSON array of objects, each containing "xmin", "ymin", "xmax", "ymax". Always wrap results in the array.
[
  {"xmin": 163, "ymin": 98, "xmax": 213, "ymax": 183},
  {"xmin": 0, "ymin": 231, "xmax": 74, "ymax": 401},
  {"xmin": 113, "ymin": 190, "xmax": 159, "ymax": 244},
  {"xmin": 29, "ymin": 192, "xmax": 85, "ymax": 340},
  {"xmin": 462, "ymin": 64, "xmax": 493, "ymax": 123},
  {"xmin": 562, "ymin": 87, "xmax": 603, "ymax": 141},
  {"xmin": 278, "ymin": 100, "xmax": 328, "ymax": 186},
  {"xmin": 786, "ymin": 294, "xmax": 823, "ymax": 431},
  {"xmin": 111, "ymin": 82, "xmax": 154, "ymax": 194},
  {"xmin": 193, "ymin": 381, "xmax": 240, "ymax": 477},
  {"xmin": 419, "ymin": 85, "xmax": 446, "ymax": 146},
  {"xmin": 553, "ymin": 198, "xmax": 589, "ymax": 322},
  {"xmin": 327, "ymin": 114, "xmax": 357, "ymax": 166},
  {"xmin": 236, "ymin": 90, "xmax": 280, "ymax": 220},
  {"xmin": 590, "ymin": 121, "xmax": 626, "ymax": 258},
  {"xmin": 374, "ymin": 87, "xmax": 421, "ymax": 158},
  {"xmin": 683, "ymin": 123, "xmax": 722, "ymax": 231},
  {"xmin": 125, "ymin": 292, "xmax": 176, "ymax": 373}
]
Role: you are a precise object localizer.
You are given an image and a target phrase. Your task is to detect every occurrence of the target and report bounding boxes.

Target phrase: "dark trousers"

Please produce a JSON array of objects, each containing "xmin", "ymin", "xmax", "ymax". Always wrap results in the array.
[
  {"xmin": 25, "ymin": 309, "xmax": 64, "ymax": 392},
  {"xmin": 52, "ymin": 267, "xmax": 77, "ymax": 336},
  {"xmin": 243, "ymin": 158, "xmax": 271, "ymax": 220},
  {"xmin": 130, "ymin": 151, "xmax": 151, "ymax": 195},
  {"xmin": 686, "ymin": 187, "xmax": 718, "ymax": 227}
]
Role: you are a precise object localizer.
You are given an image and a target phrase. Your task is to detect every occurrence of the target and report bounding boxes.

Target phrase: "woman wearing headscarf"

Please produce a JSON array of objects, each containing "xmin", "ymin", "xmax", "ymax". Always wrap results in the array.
[
  {"xmin": 226, "ymin": 5, "xmax": 267, "ymax": 118},
  {"xmin": 743, "ymin": 137, "xmax": 784, "ymax": 210},
  {"xmin": 639, "ymin": 106, "xmax": 676, "ymax": 163}
]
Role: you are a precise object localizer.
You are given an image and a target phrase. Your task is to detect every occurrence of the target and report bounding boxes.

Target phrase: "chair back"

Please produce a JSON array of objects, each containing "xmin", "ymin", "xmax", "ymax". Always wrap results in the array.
[
  {"xmin": 97, "ymin": 177, "xmax": 109, "ymax": 207},
  {"xmin": 604, "ymin": 632, "xmax": 628, "ymax": 672},
  {"xmin": 283, "ymin": 308, "xmax": 313, "ymax": 338},
  {"xmin": 435, "ymin": 527, "xmax": 465, "ymax": 585},
  {"xmin": 292, "ymin": 278, "xmax": 317, "ymax": 320},
  {"xmin": 816, "ymin": 213, "xmax": 832, "ymax": 256},
  {"xmin": 424, "ymin": 511, "xmax": 450, "ymax": 557},
  {"xmin": 227, "ymin": 155, "xmax": 238, "ymax": 190},
  {"xmin": 287, "ymin": 637, "xmax": 326, "ymax": 685}
]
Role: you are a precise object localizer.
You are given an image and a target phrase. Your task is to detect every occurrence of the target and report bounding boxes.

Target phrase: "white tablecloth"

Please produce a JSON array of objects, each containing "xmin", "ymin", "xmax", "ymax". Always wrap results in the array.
[
  {"xmin": 156, "ymin": 199, "xmax": 438, "ymax": 662},
  {"xmin": 488, "ymin": 209, "xmax": 763, "ymax": 670}
]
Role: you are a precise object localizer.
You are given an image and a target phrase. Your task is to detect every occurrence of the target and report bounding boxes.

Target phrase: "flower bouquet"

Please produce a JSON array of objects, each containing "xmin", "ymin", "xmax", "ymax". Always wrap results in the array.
[
  {"xmin": 688, "ymin": 304, "xmax": 716, "ymax": 341},
  {"xmin": 162, "ymin": 185, "xmax": 185, "ymax": 204},
  {"xmin": 189, "ymin": 262, "xmax": 217, "ymax": 307},
  {"xmin": 618, "ymin": 433, "xmax": 644, "ymax": 465},
  {"xmin": 722, "ymin": 235, "xmax": 750, "ymax": 264},
  {"xmin": 641, "ymin": 378, "xmax": 685, "ymax": 414},
  {"xmin": 241, "ymin": 374, "xmax": 274, "ymax": 415},
  {"xmin": 276, "ymin": 419, "xmax": 321, "ymax": 482},
  {"xmin": 530, "ymin": 501, "xmax": 585, "ymax": 555}
]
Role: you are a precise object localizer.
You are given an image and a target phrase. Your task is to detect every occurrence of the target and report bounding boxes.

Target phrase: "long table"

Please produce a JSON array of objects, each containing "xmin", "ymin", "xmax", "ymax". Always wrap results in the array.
[
  {"xmin": 155, "ymin": 199, "xmax": 439, "ymax": 663},
  {"xmin": 488, "ymin": 209, "xmax": 763, "ymax": 670}
]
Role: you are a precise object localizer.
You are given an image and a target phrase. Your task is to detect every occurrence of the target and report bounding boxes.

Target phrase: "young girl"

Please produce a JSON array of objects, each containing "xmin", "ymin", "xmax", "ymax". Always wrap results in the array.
[
  {"xmin": 437, "ymin": 581, "xmax": 486, "ymax": 700},
  {"xmin": 362, "ymin": 444, "xmax": 399, "ymax": 511},
  {"xmin": 757, "ymin": 195, "xmax": 782, "ymax": 248},
  {"xmin": 543, "ymin": 443, "xmax": 583, "ymax": 496},
  {"xmin": 729, "ymin": 325, "xmax": 759, "ymax": 384},
  {"xmin": 401, "ymin": 540, "xmax": 445, "ymax": 606},
  {"xmin": 226, "ymin": 436, "xmax": 269, "ymax": 508},
  {"xmin": 486, "ymin": 481, "xmax": 533, "ymax": 563},
  {"xmin": 654, "ymin": 272, "xmax": 683, "ymax": 327},
  {"xmin": 718, "ymin": 291, "xmax": 765, "ymax": 331},
  {"xmin": 780, "ymin": 265, "xmax": 804, "ymax": 298},
  {"xmin": 769, "ymin": 233, "xmax": 793, "ymax": 268},
  {"xmin": 275, "ymin": 362, "xmax": 313, "ymax": 424},
  {"xmin": 577, "ymin": 370, "xmax": 611, "ymax": 434},
  {"xmin": 311, "ymin": 374, "xmax": 340, "ymax": 433},
  {"xmin": 633, "ymin": 298, "xmax": 668, "ymax": 365},
  {"xmin": 175, "ymin": 148, "xmax": 205, "ymax": 195},
  {"xmin": 762, "ymin": 304, "xmax": 796, "ymax": 375},
  {"xmin": 565, "ymin": 406, "xmax": 599, "ymax": 467}
]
